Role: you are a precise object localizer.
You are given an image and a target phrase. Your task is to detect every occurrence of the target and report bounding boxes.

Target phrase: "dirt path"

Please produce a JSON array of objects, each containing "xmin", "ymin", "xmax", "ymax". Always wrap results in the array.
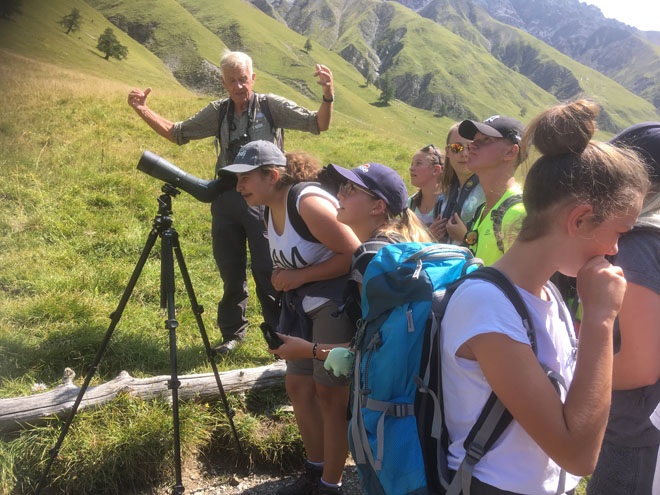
[{"xmin": 136, "ymin": 457, "xmax": 363, "ymax": 494}]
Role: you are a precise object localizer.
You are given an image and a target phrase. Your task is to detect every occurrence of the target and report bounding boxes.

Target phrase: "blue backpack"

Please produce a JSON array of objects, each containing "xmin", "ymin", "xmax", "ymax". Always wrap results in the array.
[
  {"xmin": 349, "ymin": 243, "xmax": 481, "ymax": 494},
  {"xmin": 349, "ymin": 242, "xmax": 574, "ymax": 494}
]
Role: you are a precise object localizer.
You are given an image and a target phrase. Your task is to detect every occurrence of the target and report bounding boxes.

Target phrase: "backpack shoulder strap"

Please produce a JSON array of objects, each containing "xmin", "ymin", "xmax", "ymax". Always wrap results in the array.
[
  {"xmin": 491, "ymin": 193, "xmax": 523, "ymax": 253},
  {"xmin": 445, "ymin": 266, "xmax": 536, "ymax": 495},
  {"xmin": 464, "ymin": 266, "xmax": 536, "ymax": 351},
  {"xmin": 216, "ymin": 98, "xmax": 231, "ymax": 142},
  {"xmin": 288, "ymin": 182, "xmax": 322, "ymax": 243},
  {"xmin": 258, "ymin": 94, "xmax": 284, "ymax": 151},
  {"xmin": 454, "ymin": 175, "xmax": 480, "ymax": 219},
  {"xmin": 433, "ymin": 194, "xmax": 443, "ymax": 219}
]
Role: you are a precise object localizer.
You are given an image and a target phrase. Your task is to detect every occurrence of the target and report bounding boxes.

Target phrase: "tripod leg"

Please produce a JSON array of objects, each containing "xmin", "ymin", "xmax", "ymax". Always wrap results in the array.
[
  {"xmin": 161, "ymin": 230, "xmax": 185, "ymax": 495},
  {"xmin": 171, "ymin": 232, "xmax": 244, "ymax": 455},
  {"xmin": 36, "ymin": 228, "xmax": 160, "ymax": 494}
]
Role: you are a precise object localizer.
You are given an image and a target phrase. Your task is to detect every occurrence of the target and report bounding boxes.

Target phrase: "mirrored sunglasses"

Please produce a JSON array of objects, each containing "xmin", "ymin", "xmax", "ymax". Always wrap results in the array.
[{"xmin": 448, "ymin": 143, "xmax": 469, "ymax": 154}]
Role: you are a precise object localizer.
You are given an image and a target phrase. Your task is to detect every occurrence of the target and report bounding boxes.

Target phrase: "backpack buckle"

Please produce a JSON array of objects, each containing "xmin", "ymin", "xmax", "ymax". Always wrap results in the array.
[{"xmin": 464, "ymin": 442, "xmax": 485, "ymax": 465}]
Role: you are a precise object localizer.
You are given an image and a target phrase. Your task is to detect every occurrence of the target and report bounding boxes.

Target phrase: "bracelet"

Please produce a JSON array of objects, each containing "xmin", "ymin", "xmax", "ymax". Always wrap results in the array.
[
  {"xmin": 322, "ymin": 94, "xmax": 334, "ymax": 103},
  {"xmin": 312, "ymin": 342, "xmax": 320, "ymax": 360}
]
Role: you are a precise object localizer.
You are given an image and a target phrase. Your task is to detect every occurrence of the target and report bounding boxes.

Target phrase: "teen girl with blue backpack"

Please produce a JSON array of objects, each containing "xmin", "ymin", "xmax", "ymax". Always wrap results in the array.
[
  {"xmin": 271, "ymin": 161, "xmax": 431, "ymax": 362},
  {"xmin": 440, "ymin": 100, "xmax": 649, "ymax": 494},
  {"xmin": 223, "ymin": 141, "xmax": 361, "ymax": 495}
]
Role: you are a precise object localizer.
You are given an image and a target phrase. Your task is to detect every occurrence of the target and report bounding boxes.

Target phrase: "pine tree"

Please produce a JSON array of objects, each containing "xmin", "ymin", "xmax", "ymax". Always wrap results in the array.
[
  {"xmin": 304, "ymin": 38, "xmax": 312, "ymax": 51},
  {"xmin": 96, "ymin": 28, "xmax": 128, "ymax": 61},
  {"xmin": 365, "ymin": 71, "xmax": 374, "ymax": 87},
  {"xmin": 378, "ymin": 77, "xmax": 395, "ymax": 105},
  {"xmin": 58, "ymin": 8, "xmax": 82, "ymax": 35},
  {"xmin": 0, "ymin": 0, "xmax": 22, "ymax": 20}
]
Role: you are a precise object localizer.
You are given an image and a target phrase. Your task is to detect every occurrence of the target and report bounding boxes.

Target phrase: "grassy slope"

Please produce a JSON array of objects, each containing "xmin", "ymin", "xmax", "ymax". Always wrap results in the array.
[
  {"xmin": 174, "ymin": 0, "xmax": 460, "ymax": 152},
  {"xmin": 322, "ymin": 0, "xmax": 558, "ymax": 120},
  {"xmin": 0, "ymin": 0, "xmax": 182, "ymax": 91},
  {"xmin": 0, "ymin": 1, "xmax": 612, "ymax": 493},
  {"xmin": 384, "ymin": 2, "xmax": 557, "ymax": 119},
  {"xmin": 614, "ymin": 37, "xmax": 660, "ymax": 106},
  {"xmin": 0, "ymin": 6, "xmax": 303, "ymax": 491}
]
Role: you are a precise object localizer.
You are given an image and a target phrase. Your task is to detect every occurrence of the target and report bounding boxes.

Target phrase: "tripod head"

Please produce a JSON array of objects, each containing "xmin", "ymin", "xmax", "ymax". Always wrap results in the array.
[{"xmin": 153, "ymin": 184, "xmax": 180, "ymax": 234}]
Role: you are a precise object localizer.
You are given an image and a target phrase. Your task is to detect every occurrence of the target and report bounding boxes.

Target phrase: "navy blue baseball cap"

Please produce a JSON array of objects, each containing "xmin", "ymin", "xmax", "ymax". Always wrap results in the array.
[
  {"xmin": 609, "ymin": 122, "xmax": 660, "ymax": 184},
  {"xmin": 326, "ymin": 162, "xmax": 408, "ymax": 216}
]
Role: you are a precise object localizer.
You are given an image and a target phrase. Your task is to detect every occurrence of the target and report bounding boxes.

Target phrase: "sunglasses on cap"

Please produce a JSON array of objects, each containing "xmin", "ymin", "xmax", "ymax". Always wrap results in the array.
[
  {"xmin": 422, "ymin": 144, "xmax": 443, "ymax": 164},
  {"xmin": 339, "ymin": 181, "xmax": 378, "ymax": 199}
]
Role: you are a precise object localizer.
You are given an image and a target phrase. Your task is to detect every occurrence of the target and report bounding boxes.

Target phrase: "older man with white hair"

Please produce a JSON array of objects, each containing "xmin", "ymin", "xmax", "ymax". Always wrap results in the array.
[{"xmin": 128, "ymin": 50, "xmax": 335, "ymax": 353}]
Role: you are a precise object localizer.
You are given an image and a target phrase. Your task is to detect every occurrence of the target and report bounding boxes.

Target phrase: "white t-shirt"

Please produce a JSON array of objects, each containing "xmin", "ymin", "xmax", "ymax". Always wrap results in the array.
[
  {"xmin": 440, "ymin": 278, "xmax": 580, "ymax": 494},
  {"xmin": 268, "ymin": 184, "xmax": 338, "ymax": 312},
  {"xmin": 651, "ymin": 402, "xmax": 660, "ymax": 431}
]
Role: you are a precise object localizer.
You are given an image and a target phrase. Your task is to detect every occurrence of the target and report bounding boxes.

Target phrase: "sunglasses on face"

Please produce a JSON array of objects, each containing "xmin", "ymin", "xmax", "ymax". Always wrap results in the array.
[
  {"xmin": 339, "ymin": 181, "xmax": 378, "ymax": 199},
  {"xmin": 448, "ymin": 143, "xmax": 470, "ymax": 154}
]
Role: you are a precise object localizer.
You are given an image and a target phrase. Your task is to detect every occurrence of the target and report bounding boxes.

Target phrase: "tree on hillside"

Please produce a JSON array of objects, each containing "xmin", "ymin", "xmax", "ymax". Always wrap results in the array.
[
  {"xmin": 1, "ymin": 0, "xmax": 22, "ymax": 20},
  {"xmin": 304, "ymin": 38, "xmax": 312, "ymax": 51},
  {"xmin": 365, "ymin": 71, "xmax": 374, "ymax": 87},
  {"xmin": 378, "ymin": 77, "xmax": 395, "ymax": 105},
  {"xmin": 96, "ymin": 28, "xmax": 128, "ymax": 61},
  {"xmin": 58, "ymin": 8, "xmax": 82, "ymax": 35}
]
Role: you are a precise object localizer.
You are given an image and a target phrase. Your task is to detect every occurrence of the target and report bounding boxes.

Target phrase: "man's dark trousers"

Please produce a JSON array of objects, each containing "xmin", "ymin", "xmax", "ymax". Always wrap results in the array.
[{"xmin": 211, "ymin": 189, "xmax": 280, "ymax": 342}]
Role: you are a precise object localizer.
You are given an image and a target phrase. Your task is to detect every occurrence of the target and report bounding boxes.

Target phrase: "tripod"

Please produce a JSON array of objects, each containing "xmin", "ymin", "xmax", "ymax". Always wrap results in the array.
[{"xmin": 36, "ymin": 184, "xmax": 242, "ymax": 495}]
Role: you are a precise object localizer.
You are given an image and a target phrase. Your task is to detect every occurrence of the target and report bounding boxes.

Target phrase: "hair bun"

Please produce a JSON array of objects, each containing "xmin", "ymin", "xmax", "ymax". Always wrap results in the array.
[{"xmin": 526, "ymin": 99, "xmax": 600, "ymax": 157}]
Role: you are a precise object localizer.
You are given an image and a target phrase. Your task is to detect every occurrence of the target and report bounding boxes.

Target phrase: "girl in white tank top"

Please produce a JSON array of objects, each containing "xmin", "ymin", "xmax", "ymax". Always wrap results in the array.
[{"xmin": 224, "ymin": 143, "xmax": 360, "ymax": 494}]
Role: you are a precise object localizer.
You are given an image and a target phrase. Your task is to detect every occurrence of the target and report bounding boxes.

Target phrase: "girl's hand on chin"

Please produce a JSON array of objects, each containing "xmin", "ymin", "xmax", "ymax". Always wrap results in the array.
[{"xmin": 577, "ymin": 256, "xmax": 627, "ymax": 325}]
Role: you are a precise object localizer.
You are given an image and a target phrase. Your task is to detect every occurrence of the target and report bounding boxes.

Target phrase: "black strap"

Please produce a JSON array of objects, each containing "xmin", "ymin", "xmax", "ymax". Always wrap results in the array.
[
  {"xmin": 435, "ymin": 267, "xmax": 536, "ymax": 463},
  {"xmin": 442, "ymin": 175, "xmax": 480, "ymax": 221},
  {"xmin": 216, "ymin": 93, "xmax": 284, "ymax": 150},
  {"xmin": 462, "ymin": 267, "xmax": 536, "ymax": 352},
  {"xmin": 491, "ymin": 194, "xmax": 523, "ymax": 253},
  {"xmin": 216, "ymin": 98, "xmax": 231, "ymax": 142},
  {"xmin": 264, "ymin": 182, "xmax": 322, "ymax": 243}
]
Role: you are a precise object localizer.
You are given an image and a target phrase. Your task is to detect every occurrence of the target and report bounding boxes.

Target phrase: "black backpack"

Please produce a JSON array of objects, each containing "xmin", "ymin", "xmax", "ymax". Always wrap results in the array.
[
  {"xmin": 264, "ymin": 182, "xmax": 323, "ymax": 243},
  {"xmin": 471, "ymin": 194, "xmax": 523, "ymax": 252}
]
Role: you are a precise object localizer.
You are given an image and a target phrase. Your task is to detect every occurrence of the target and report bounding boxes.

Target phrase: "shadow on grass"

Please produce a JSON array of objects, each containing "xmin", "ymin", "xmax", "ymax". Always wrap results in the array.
[{"xmin": 370, "ymin": 101, "xmax": 390, "ymax": 107}]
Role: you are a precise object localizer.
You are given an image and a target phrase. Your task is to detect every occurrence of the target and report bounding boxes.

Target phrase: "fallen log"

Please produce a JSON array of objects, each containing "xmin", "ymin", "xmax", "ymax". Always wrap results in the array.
[{"xmin": 0, "ymin": 361, "xmax": 286, "ymax": 432}]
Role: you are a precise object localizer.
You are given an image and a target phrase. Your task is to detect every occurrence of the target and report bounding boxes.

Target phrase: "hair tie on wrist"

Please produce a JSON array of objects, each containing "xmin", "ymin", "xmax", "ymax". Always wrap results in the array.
[{"xmin": 312, "ymin": 342, "xmax": 321, "ymax": 360}]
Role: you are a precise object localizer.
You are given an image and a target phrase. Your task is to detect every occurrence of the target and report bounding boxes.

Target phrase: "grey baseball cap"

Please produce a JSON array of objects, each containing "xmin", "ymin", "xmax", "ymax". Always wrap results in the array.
[
  {"xmin": 222, "ymin": 140, "xmax": 286, "ymax": 173},
  {"xmin": 459, "ymin": 115, "xmax": 524, "ymax": 143}
]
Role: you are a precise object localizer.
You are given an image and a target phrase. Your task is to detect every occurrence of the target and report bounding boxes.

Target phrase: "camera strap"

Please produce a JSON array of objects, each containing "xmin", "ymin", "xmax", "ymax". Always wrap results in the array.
[{"xmin": 226, "ymin": 93, "xmax": 256, "ymax": 140}]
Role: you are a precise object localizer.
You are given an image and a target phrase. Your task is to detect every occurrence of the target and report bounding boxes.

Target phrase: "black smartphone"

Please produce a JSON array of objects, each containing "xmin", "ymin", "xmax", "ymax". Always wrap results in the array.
[{"xmin": 260, "ymin": 323, "xmax": 283, "ymax": 350}]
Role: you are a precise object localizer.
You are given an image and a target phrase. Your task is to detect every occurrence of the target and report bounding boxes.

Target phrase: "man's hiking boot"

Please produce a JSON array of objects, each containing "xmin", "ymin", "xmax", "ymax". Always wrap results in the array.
[{"xmin": 275, "ymin": 462, "xmax": 323, "ymax": 495}]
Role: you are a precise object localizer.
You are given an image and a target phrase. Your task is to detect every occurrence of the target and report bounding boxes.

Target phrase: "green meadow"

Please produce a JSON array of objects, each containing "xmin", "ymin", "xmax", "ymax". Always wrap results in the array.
[
  {"xmin": 0, "ymin": 0, "xmax": 616, "ymax": 492},
  {"xmin": 0, "ymin": 22, "xmax": 452, "ymax": 495}
]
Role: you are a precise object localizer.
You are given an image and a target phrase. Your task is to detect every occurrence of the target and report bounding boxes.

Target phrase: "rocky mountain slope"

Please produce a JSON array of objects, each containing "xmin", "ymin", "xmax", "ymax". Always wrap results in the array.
[
  {"xmin": 466, "ymin": 0, "xmax": 660, "ymax": 110},
  {"xmin": 250, "ymin": 0, "xmax": 658, "ymax": 130}
]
